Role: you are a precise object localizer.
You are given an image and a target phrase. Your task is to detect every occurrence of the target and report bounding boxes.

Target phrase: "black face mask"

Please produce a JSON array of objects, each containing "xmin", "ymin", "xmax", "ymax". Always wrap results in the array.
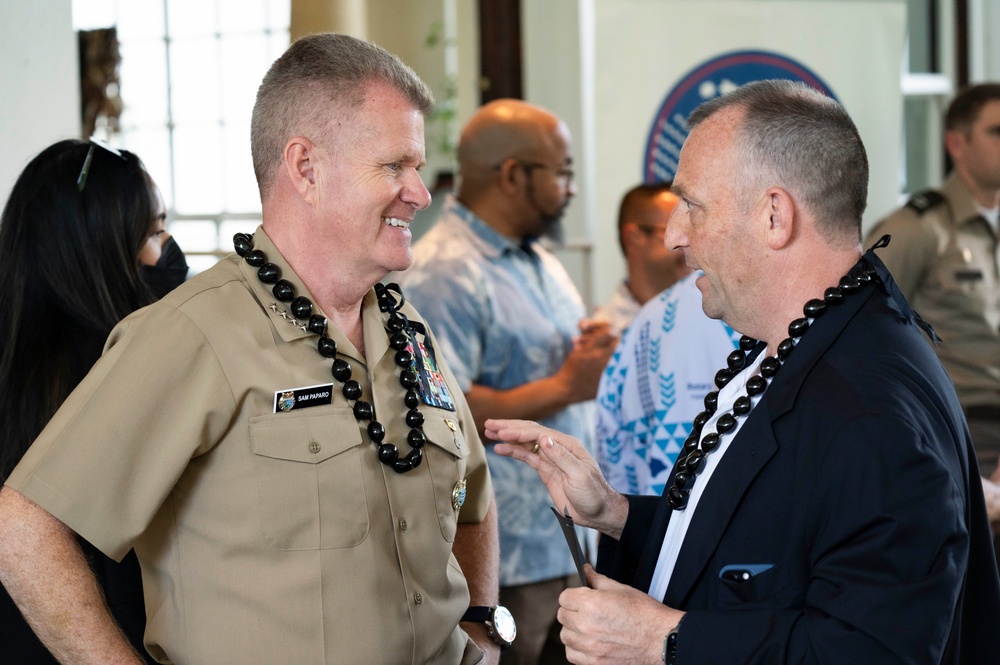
[{"xmin": 139, "ymin": 236, "xmax": 189, "ymax": 300}]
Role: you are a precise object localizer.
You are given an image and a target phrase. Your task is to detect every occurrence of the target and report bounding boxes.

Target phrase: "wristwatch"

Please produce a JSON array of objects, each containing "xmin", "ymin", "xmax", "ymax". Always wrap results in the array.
[
  {"xmin": 662, "ymin": 625, "xmax": 679, "ymax": 664},
  {"xmin": 461, "ymin": 605, "xmax": 517, "ymax": 649}
]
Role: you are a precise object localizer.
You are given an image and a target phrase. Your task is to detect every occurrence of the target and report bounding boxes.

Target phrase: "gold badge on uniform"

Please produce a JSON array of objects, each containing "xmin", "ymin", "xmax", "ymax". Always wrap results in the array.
[
  {"xmin": 444, "ymin": 419, "xmax": 461, "ymax": 449},
  {"xmin": 278, "ymin": 391, "xmax": 296, "ymax": 412},
  {"xmin": 451, "ymin": 479, "xmax": 467, "ymax": 511}
]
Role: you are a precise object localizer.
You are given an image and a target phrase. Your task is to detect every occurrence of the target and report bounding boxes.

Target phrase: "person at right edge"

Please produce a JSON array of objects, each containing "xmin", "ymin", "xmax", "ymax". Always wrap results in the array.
[
  {"xmin": 487, "ymin": 80, "xmax": 1000, "ymax": 664},
  {"xmin": 866, "ymin": 83, "xmax": 1000, "ymax": 543}
]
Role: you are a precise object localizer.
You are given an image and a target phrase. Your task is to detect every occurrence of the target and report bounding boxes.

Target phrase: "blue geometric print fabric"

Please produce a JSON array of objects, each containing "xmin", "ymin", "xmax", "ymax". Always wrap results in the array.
[{"xmin": 596, "ymin": 274, "xmax": 740, "ymax": 496}]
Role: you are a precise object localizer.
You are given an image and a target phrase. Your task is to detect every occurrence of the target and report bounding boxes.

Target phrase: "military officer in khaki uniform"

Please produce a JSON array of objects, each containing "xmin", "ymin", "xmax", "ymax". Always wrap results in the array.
[
  {"xmin": 866, "ymin": 82, "xmax": 1000, "ymax": 532},
  {"xmin": 0, "ymin": 34, "xmax": 504, "ymax": 664}
]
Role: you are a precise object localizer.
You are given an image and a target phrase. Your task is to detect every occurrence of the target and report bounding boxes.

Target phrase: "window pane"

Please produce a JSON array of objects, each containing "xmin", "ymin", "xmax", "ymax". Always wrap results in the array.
[
  {"xmin": 268, "ymin": 30, "xmax": 290, "ymax": 62},
  {"xmin": 167, "ymin": 0, "xmax": 218, "ymax": 39},
  {"xmin": 184, "ymin": 253, "xmax": 223, "ymax": 276},
  {"xmin": 117, "ymin": 0, "xmax": 166, "ymax": 40},
  {"xmin": 220, "ymin": 219, "xmax": 262, "ymax": 245},
  {"xmin": 170, "ymin": 37, "xmax": 221, "ymax": 124},
  {"xmin": 218, "ymin": 0, "xmax": 266, "ymax": 34},
  {"xmin": 78, "ymin": 0, "xmax": 297, "ymax": 273},
  {"xmin": 173, "ymin": 124, "xmax": 223, "ymax": 213},
  {"xmin": 266, "ymin": 0, "xmax": 291, "ymax": 30},
  {"xmin": 223, "ymin": 121, "xmax": 260, "ymax": 213},
  {"xmin": 169, "ymin": 220, "xmax": 219, "ymax": 252},
  {"xmin": 118, "ymin": 40, "xmax": 169, "ymax": 127},
  {"xmin": 120, "ymin": 127, "xmax": 174, "ymax": 209},
  {"xmin": 220, "ymin": 34, "xmax": 271, "ymax": 122}
]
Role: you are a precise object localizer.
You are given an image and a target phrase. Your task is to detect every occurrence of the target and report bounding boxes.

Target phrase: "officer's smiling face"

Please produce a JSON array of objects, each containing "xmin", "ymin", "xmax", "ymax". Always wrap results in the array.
[{"xmin": 313, "ymin": 80, "xmax": 432, "ymax": 284}]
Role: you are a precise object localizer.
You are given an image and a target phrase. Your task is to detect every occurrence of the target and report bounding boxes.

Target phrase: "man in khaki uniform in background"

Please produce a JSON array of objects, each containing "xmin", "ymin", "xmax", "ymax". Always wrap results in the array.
[
  {"xmin": 865, "ymin": 83, "xmax": 1000, "ymax": 533},
  {"xmin": 0, "ymin": 33, "xmax": 501, "ymax": 665}
]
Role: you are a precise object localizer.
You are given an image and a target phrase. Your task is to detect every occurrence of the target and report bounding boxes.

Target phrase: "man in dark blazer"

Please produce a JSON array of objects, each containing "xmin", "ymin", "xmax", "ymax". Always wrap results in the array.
[{"xmin": 486, "ymin": 80, "xmax": 1000, "ymax": 664}]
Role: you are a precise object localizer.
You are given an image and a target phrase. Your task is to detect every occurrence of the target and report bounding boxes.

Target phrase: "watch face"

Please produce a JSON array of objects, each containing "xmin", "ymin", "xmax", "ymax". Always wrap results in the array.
[{"xmin": 493, "ymin": 606, "xmax": 517, "ymax": 643}]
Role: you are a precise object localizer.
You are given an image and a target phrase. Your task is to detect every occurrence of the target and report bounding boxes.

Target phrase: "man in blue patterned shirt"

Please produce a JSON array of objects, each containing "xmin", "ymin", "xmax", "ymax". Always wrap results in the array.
[{"xmin": 400, "ymin": 99, "xmax": 617, "ymax": 665}]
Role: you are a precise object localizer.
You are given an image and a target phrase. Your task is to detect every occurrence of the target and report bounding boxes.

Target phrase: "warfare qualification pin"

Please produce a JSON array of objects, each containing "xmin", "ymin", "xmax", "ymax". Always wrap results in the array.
[
  {"xmin": 451, "ymin": 479, "xmax": 467, "ymax": 511},
  {"xmin": 278, "ymin": 391, "xmax": 296, "ymax": 412}
]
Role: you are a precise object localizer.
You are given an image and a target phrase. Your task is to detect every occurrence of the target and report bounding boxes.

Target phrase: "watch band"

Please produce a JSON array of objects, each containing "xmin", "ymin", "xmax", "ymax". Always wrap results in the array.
[
  {"xmin": 461, "ymin": 605, "xmax": 516, "ymax": 649},
  {"xmin": 662, "ymin": 626, "xmax": 679, "ymax": 664},
  {"xmin": 461, "ymin": 606, "xmax": 491, "ymax": 623}
]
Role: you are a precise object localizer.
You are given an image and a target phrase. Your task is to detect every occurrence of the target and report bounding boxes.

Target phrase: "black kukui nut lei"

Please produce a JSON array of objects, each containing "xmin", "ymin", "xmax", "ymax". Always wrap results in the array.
[
  {"xmin": 666, "ymin": 261, "xmax": 880, "ymax": 510},
  {"xmin": 234, "ymin": 232, "xmax": 427, "ymax": 474}
]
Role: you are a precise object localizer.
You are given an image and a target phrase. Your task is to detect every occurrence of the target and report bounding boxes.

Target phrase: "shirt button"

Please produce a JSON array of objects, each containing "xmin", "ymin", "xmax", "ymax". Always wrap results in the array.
[
  {"xmin": 308, "ymin": 441, "xmax": 321, "ymax": 454},
  {"xmin": 413, "ymin": 592, "xmax": 422, "ymax": 604},
  {"xmin": 399, "ymin": 519, "xmax": 408, "ymax": 531}
]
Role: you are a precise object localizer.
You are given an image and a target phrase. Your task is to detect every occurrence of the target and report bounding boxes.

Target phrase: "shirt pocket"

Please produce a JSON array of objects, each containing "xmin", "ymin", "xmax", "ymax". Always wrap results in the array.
[
  {"xmin": 937, "ymin": 245, "xmax": 990, "ymax": 302},
  {"xmin": 422, "ymin": 413, "xmax": 472, "ymax": 543},
  {"xmin": 250, "ymin": 408, "xmax": 368, "ymax": 550}
]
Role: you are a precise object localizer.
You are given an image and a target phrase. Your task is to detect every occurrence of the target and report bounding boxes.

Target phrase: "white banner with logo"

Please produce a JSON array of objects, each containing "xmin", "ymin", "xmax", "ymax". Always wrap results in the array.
[{"xmin": 587, "ymin": 0, "xmax": 906, "ymax": 306}]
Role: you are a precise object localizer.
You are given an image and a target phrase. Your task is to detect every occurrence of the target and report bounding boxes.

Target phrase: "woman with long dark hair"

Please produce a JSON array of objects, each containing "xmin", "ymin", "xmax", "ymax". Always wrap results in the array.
[{"xmin": 0, "ymin": 139, "xmax": 186, "ymax": 663}]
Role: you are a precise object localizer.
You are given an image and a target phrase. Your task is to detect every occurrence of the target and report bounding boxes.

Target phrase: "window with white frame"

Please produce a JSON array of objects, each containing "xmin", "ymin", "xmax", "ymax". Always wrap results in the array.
[{"xmin": 74, "ymin": 0, "xmax": 290, "ymax": 274}]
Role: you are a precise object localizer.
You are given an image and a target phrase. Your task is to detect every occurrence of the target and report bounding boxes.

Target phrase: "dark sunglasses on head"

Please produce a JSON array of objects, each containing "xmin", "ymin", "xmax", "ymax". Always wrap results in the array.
[{"xmin": 77, "ymin": 137, "xmax": 125, "ymax": 192}]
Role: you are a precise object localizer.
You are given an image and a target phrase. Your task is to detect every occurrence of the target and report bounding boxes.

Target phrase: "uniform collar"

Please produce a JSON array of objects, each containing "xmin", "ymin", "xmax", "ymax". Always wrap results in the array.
[
  {"xmin": 942, "ymin": 172, "xmax": 989, "ymax": 228},
  {"xmin": 239, "ymin": 225, "xmax": 374, "ymax": 365},
  {"xmin": 361, "ymin": 288, "xmax": 391, "ymax": 370}
]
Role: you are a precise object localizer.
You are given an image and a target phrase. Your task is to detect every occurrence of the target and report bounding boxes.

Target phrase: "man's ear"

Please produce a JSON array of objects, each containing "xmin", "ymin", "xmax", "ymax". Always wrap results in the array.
[
  {"xmin": 496, "ymin": 158, "xmax": 522, "ymax": 195},
  {"xmin": 764, "ymin": 186, "xmax": 795, "ymax": 250},
  {"xmin": 944, "ymin": 129, "xmax": 966, "ymax": 163},
  {"xmin": 284, "ymin": 137, "xmax": 318, "ymax": 204},
  {"xmin": 621, "ymin": 223, "xmax": 641, "ymax": 252}
]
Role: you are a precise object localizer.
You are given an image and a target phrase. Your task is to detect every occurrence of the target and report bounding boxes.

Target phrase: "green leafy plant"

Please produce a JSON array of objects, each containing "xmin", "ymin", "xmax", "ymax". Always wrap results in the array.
[{"xmin": 424, "ymin": 20, "xmax": 457, "ymax": 168}]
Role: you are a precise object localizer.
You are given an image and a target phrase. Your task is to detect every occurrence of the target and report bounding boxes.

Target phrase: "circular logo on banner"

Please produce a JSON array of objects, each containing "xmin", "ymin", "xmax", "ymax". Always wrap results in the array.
[{"xmin": 643, "ymin": 50, "xmax": 838, "ymax": 183}]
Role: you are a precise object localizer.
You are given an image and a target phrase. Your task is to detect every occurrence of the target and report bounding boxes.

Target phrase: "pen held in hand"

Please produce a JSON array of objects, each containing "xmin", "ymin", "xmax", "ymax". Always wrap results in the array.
[{"xmin": 550, "ymin": 506, "xmax": 589, "ymax": 587}]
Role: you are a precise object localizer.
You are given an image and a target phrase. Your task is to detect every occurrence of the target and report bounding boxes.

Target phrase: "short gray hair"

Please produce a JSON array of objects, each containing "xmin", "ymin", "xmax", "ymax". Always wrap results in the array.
[
  {"xmin": 250, "ymin": 33, "xmax": 435, "ymax": 200},
  {"xmin": 688, "ymin": 80, "xmax": 868, "ymax": 243}
]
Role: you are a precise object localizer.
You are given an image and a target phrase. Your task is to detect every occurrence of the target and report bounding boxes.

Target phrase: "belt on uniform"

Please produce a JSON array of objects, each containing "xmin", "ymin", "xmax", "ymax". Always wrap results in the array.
[{"xmin": 965, "ymin": 404, "xmax": 1000, "ymax": 421}]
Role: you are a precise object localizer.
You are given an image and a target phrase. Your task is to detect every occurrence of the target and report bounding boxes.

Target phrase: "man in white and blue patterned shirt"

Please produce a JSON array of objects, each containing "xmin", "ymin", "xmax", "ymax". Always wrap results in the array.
[
  {"xmin": 400, "ymin": 99, "xmax": 617, "ymax": 665},
  {"xmin": 596, "ymin": 273, "xmax": 741, "ymax": 496}
]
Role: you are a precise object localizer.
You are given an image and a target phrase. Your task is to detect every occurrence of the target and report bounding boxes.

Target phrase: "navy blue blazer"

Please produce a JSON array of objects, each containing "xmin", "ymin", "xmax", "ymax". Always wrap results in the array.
[{"xmin": 597, "ymin": 250, "xmax": 1000, "ymax": 664}]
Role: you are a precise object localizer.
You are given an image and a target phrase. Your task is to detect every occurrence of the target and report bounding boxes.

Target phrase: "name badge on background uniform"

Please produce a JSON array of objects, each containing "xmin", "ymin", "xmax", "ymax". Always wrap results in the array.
[
  {"xmin": 406, "ymin": 329, "xmax": 456, "ymax": 412},
  {"xmin": 273, "ymin": 383, "xmax": 334, "ymax": 413}
]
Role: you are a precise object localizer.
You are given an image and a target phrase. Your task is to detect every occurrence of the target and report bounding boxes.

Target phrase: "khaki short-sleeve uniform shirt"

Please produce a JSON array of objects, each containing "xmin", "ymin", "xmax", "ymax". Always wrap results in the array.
[
  {"xmin": 866, "ymin": 173, "xmax": 1000, "ymax": 410},
  {"xmin": 7, "ymin": 227, "xmax": 491, "ymax": 665}
]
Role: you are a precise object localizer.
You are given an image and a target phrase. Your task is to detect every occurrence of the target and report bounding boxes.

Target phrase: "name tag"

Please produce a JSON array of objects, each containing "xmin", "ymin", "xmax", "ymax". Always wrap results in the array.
[
  {"xmin": 955, "ymin": 269, "xmax": 984, "ymax": 282},
  {"xmin": 273, "ymin": 383, "xmax": 334, "ymax": 413}
]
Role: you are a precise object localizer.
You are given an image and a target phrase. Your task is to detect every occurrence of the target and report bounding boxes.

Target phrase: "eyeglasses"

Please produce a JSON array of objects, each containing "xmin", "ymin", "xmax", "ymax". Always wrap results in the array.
[
  {"xmin": 517, "ymin": 161, "xmax": 575, "ymax": 185},
  {"xmin": 495, "ymin": 159, "xmax": 575, "ymax": 186},
  {"xmin": 77, "ymin": 138, "xmax": 125, "ymax": 192}
]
